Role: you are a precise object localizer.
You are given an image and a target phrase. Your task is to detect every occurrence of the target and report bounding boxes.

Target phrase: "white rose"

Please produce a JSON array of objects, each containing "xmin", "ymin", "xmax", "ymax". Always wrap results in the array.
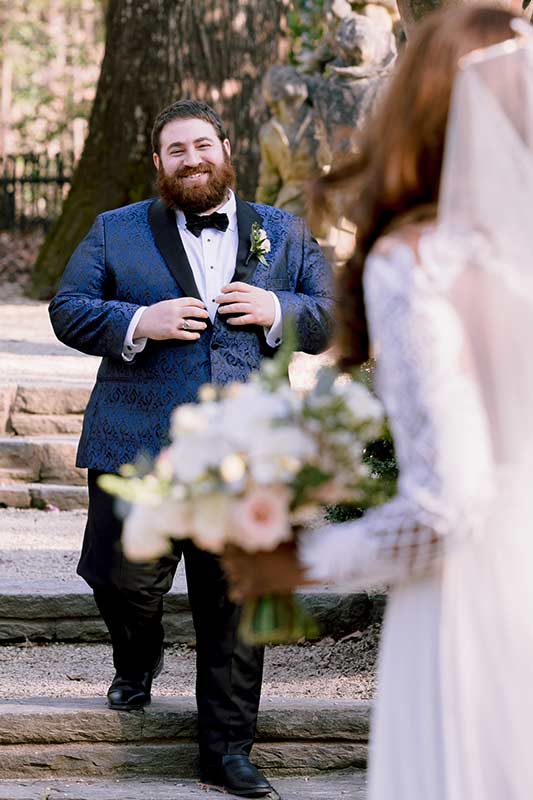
[
  {"xmin": 171, "ymin": 399, "xmax": 221, "ymax": 437},
  {"xmin": 257, "ymin": 228, "xmax": 270, "ymax": 249},
  {"xmin": 248, "ymin": 426, "xmax": 315, "ymax": 484},
  {"xmin": 171, "ymin": 404, "xmax": 206, "ymax": 435},
  {"xmin": 170, "ymin": 432, "xmax": 231, "ymax": 483},
  {"xmin": 122, "ymin": 497, "xmax": 192, "ymax": 562},
  {"xmin": 190, "ymin": 493, "xmax": 232, "ymax": 553},
  {"xmin": 220, "ymin": 384, "xmax": 291, "ymax": 450}
]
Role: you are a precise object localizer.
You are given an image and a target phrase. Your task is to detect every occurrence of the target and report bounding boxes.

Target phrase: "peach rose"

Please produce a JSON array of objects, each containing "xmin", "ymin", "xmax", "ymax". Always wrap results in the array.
[{"xmin": 229, "ymin": 486, "xmax": 292, "ymax": 553}]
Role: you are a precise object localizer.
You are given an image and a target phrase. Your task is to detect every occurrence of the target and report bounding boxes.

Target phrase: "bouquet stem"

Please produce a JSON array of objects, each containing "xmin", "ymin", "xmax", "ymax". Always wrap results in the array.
[{"xmin": 238, "ymin": 592, "xmax": 318, "ymax": 645}]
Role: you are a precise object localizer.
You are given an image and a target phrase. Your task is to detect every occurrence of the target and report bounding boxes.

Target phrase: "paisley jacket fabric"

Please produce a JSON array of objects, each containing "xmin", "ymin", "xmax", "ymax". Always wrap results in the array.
[{"xmin": 49, "ymin": 196, "xmax": 335, "ymax": 472}]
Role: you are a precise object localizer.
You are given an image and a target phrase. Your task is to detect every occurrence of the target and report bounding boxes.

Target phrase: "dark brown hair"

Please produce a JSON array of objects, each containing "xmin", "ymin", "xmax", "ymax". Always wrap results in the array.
[
  {"xmin": 314, "ymin": 5, "xmax": 520, "ymax": 369},
  {"xmin": 151, "ymin": 100, "xmax": 228, "ymax": 155}
]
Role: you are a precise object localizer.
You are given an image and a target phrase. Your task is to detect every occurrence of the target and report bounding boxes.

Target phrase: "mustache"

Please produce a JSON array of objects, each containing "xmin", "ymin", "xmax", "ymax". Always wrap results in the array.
[
  {"xmin": 174, "ymin": 164, "xmax": 213, "ymax": 179},
  {"xmin": 156, "ymin": 153, "xmax": 236, "ymax": 213}
]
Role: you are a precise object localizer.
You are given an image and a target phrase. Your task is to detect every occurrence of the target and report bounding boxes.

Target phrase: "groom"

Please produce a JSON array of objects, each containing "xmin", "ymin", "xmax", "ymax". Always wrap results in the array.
[{"xmin": 49, "ymin": 99, "xmax": 333, "ymax": 797}]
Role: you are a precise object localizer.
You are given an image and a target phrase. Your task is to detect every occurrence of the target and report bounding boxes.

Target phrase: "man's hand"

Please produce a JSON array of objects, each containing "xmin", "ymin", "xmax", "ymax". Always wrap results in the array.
[
  {"xmin": 134, "ymin": 298, "xmax": 209, "ymax": 341},
  {"xmin": 216, "ymin": 282, "xmax": 275, "ymax": 327}
]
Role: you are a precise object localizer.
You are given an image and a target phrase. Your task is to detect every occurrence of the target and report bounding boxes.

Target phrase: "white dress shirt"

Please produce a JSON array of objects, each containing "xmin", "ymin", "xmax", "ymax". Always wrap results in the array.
[{"xmin": 122, "ymin": 191, "xmax": 282, "ymax": 361}]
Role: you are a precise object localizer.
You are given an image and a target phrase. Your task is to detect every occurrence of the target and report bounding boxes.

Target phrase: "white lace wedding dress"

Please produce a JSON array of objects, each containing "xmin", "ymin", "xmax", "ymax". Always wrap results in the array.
[{"xmin": 300, "ymin": 235, "xmax": 533, "ymax": 799}]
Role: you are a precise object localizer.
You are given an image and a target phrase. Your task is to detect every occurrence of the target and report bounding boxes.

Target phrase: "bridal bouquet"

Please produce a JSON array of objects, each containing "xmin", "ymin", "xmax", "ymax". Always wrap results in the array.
[{"xmin": 100, "ymin": 343, "xmax": 387, "ymax": 644}]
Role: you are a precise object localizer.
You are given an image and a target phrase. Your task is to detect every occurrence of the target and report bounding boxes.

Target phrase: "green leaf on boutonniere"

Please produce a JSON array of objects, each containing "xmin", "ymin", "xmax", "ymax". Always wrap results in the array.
[{"xmin": 248, "ymin": 221, "xmax": 271, "ymax": 266}]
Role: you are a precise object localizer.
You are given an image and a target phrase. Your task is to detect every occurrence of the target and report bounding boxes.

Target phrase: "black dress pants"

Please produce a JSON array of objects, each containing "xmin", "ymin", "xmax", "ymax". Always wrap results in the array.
[{"xmin": 79, "ymin": 470, "xmax": 265, "ymax": 763}]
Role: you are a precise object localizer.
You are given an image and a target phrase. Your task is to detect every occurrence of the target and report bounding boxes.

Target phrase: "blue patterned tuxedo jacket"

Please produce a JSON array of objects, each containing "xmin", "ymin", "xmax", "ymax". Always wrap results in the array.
[{"xmin": 49, "ymin": 196, "xmax": 334, "ymax": 472}]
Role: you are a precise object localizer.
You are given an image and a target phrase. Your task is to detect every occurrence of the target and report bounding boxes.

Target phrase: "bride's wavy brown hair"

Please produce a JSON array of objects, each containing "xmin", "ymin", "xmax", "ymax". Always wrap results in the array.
[{"xmin": 313, "ymin": 5, "xmax": 520, "ymax": 369}]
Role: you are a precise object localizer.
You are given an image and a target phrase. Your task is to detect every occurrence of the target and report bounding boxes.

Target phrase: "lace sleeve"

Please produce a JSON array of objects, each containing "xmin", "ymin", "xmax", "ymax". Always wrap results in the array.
[{"xmin": 299, "ymin": 242, "xmax": 493, "ymax": 588}]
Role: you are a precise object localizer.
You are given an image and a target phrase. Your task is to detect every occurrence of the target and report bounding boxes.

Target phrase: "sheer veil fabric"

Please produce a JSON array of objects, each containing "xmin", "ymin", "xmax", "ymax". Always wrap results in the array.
[
  {"xmin": 299, "ymin": 31, "xmax": 533, "ymax": 799},
  {"xmin": 427, "ymin": 35, "xmax": 533, "ymax": 798}
]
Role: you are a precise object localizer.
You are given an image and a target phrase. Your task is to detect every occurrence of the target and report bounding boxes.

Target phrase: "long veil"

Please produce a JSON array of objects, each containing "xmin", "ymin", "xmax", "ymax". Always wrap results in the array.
[{"xmin": 427, "ymin": 33, "xmax": 533, "ymax": 798}]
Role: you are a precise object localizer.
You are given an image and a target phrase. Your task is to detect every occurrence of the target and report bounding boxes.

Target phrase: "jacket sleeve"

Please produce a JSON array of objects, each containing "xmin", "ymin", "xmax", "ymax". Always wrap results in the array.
[
  {"xmin": 275, "ymin": 218, "xmax": 335, "ymax": 354},
  {"xmin": 48, "ymin": 215, "xmax": 143, "ymax": 359}
]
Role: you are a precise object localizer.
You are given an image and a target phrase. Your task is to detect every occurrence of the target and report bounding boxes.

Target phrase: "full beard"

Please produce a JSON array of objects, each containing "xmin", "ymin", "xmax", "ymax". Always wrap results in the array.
[{"xmin": 156, "ymin": 154, "xmax": 236, "ymax": 213}]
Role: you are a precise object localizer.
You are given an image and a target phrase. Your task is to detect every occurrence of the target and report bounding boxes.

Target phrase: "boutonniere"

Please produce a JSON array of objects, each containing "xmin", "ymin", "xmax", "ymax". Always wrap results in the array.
[{"xmin": 246, "ymin": 222, "xmax": 271, "ymax": 266}]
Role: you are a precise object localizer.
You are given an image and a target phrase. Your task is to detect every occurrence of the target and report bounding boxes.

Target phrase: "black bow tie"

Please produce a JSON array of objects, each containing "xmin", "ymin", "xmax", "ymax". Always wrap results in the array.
[{"xmin": 184, "ymin": 211, "xmax": 229, "ymax": 238}]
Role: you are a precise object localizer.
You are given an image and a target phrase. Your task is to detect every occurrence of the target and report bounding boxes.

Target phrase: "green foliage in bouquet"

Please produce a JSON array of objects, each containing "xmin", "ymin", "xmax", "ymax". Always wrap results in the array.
[
  {"xmin": 325, "ymin": 361, "xmax": 398, "ymax": 525},
  {"xmin": 240, "ymin": 592, "xmax": 318, "ymax": 645}
]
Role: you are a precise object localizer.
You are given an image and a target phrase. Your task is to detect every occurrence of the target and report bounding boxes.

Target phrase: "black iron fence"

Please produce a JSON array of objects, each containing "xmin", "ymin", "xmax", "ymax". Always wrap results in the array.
[{"xmin": 0, "ymin": 152, "xmax": 74, "ymax": 231}]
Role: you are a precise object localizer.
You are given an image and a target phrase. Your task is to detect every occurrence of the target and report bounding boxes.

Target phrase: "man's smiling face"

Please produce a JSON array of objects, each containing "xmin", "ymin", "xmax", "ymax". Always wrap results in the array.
[{"xmin": 153, "ymin": 117, "xmax": 235, "ymax": 213}]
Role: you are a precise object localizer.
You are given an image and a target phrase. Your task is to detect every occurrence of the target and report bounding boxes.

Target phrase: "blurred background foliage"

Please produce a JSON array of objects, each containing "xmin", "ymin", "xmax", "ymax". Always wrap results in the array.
[
  {"xmin": 1, "ymin": 0, "xmax": 325, "ymax": 159},
  {"xmin": 287, "ymin": 0, "xmax": 327, "ymax": 64},
  {"xmin": 0, "ymin": 0, "xmax": 104, "ymax": 158}
]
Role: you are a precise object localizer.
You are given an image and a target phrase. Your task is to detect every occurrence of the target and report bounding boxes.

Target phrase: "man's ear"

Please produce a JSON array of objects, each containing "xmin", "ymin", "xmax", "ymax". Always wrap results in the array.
[
  {"xmin": 153, "ymin": 152, "xmax": 160, "ymax": 170},
  {"xmin": 223, "ymin": 139, "xmax": 231, "ymax": 159}
]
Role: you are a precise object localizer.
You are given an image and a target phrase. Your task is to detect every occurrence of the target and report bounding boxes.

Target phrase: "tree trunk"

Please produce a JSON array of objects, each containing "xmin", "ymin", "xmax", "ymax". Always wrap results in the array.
[{"xmin": 31, "ymin": 0, "xmax": 290, "ymax": 298}]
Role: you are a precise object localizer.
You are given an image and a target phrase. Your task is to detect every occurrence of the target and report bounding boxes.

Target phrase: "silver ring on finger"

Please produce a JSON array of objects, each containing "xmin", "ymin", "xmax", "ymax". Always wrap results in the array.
[{"xmin": 182, "ymin": 320, "xmax": 190, "ymax": 331}]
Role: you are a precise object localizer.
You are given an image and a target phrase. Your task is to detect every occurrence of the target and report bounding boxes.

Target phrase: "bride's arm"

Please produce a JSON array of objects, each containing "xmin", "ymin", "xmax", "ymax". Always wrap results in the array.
[{"xmin": 299, "ymin": 245, "xmax": 493, "ymax": 589}]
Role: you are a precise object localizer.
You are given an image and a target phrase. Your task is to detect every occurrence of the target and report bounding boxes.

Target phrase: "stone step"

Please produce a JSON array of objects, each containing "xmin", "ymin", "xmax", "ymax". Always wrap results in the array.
[
  {"xmin": 0, "ymin": 509, "xmax": 385, "ymax": 644},
  {"xmin": 0, "ymin": 697, "xmax": 370, "ymax": 779},
  {"xmin": 0, "ymin": 581, "xmax": 193, "ymax": 644},
  {"xmin": 0, "ymin": 772, "xmax": 367, "ymax": 799},
  {"xmin": 0, "ymin": 579, "xmax": 384, "ymax": 644},
  {"xmin": 0, "ymin": 483, "xmax": 88, "ymax": 510},
  {"xmin": 0, "ymin": 383, "xmax": 91, "ymax": 437},
  {"xmin": 0, "ymin": 436, "xmax": 85, "ymax": 485}
]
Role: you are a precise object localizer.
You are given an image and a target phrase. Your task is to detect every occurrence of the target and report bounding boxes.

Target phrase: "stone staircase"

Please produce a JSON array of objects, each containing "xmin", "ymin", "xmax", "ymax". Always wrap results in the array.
[
  {"xmin": 0, "ymin": 697, "xmax": 369, "ymax": 779},
  {"xmin": 0, "ymin": 506, "xmax": 379, "ymax": 797},
  {"xmin": 0, "ymin": 580, "xmax": 383, "ymax": 646},
  {"xmin": 0, "ymin": 383, "xmax": 91, "ymax": 510},
  {"xmin": 0, "ymin": 303, "xmax": 371, "ymax": 797}
]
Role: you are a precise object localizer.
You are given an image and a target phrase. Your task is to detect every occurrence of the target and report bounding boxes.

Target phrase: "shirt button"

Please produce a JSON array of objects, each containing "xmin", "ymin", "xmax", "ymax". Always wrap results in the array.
[
  {"xmin": 210, "ymin": 266, "xmax": 214, "ymax": 270},
  {"xmin": 211, "ymin": 342, "xmax": 220, "ymax": 350}
]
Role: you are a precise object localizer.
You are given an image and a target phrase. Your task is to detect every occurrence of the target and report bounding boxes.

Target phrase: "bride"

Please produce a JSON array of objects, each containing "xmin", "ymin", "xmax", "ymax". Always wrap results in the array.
[{"xmin": 225, "ymin": 6, "xmax": 533, "ymax": 799}]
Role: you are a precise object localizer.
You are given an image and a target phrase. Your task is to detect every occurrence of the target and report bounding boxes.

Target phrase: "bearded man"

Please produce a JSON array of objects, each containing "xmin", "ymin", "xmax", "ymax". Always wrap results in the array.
[{"xmin": 49, "ymin": 100, "xmax": 333, "ymax": 798}]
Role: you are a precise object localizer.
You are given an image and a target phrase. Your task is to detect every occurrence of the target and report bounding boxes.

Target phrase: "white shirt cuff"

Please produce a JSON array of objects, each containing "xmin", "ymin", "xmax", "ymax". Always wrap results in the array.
[
  {"xmin": 264, "ymin": 292, "xmax": 283, "ymax": 348},
  {"xmin": 122, "ymin": 307, "xmax": 148, "ymax": 362}
]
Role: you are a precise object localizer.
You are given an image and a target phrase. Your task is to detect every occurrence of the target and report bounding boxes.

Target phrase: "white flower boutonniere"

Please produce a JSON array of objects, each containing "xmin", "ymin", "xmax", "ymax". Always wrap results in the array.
[{"xmin": 246, "ymin": 222, "xmax": 271, "ymax": 266}]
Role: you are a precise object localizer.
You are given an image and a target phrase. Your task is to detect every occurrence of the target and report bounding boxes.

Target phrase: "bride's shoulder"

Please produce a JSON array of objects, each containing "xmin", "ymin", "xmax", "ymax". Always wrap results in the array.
[
  {"xmin": 369, "ymin": 222, "xmax": 437, "ymax": 267},
  {"xmin": 364, "ymin": 223, "xmax": 441, "ymax": 299}
]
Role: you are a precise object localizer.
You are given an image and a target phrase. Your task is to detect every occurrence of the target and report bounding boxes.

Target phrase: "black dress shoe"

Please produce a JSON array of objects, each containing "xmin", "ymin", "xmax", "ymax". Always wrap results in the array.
[
  {"xmin": 107, "ymin": 651, "xmax": 164, "ymax": 710},
  {"xmin": 201, "ymin": 754, "xmax": 276, "ymax": 798}
]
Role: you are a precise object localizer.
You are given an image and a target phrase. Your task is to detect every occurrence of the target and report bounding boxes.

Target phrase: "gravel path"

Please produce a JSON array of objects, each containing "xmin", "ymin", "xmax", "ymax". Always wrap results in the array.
[
  {"xmin": 0, "ymin": 301, "xmax": 99, "ymax": 385},
  {"xmin": 0, "ymin": 635, "xmax": 378, "ymax": 701},
  {"xmin": 0, "ymin": 509, "xmax": 86, "ymax": 583},
  {"xmin": 0, "ymin": 508, "xmax": 186, "ymax": 589},
  {"xmin": 0, "ymin": 773, "xmax": 367, "ymax": 800}
]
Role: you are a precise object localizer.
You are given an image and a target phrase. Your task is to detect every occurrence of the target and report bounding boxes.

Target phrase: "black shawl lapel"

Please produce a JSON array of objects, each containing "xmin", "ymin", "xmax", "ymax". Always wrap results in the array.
[
  {"xmin": 231, "ymin": 196, "xmax": 264, "ymax": 284},
  {"xmin": 148, "ymin": 199, "xmax": 202, "ymax": 300}
]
